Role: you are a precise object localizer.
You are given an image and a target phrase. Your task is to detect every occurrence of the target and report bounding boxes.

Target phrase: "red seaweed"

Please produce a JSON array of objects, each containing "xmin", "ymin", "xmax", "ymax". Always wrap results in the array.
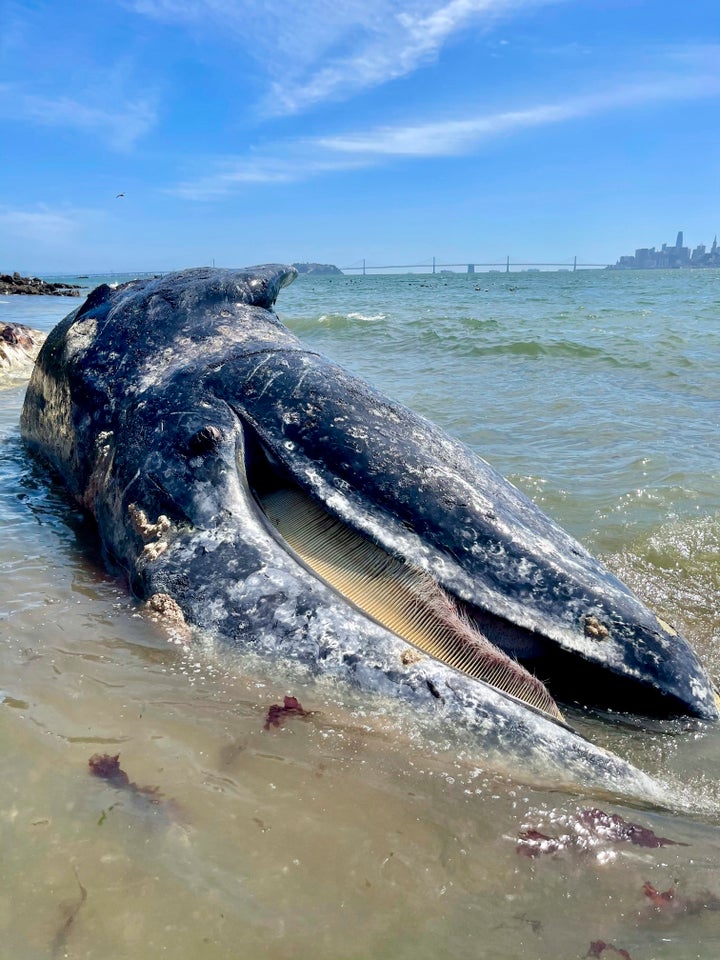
[
  {"xmin": 264, "ymin": 695, "xmax": 309, "ymax": 730},
  {"xmin": 587, "ymin": 941, "xmax": 632, "ymax": 959},
  {"xmin": 88, "ymin": 753, "xmax": 129, "ymax": 787},
  {"xmin": 88, "ymin": 753, "xmax": 162, "ymax": 802},
  {"xmin": 643, "ymin": 882, "xmax": 678, "ymax": 911},
  {"xmin": 516, "ymin": 829, "xmax": 564, "ymax": 858},
  {"xmin": 643, "ymin": 881, "xmax": 720, "ymax": 915},
  {"xmin": 517, "ymin": 807, "xmax": 686, "ymax": 859},
  {"xmin": 579, "ymin": 809, "xmax": 686, "ymax": 849}
]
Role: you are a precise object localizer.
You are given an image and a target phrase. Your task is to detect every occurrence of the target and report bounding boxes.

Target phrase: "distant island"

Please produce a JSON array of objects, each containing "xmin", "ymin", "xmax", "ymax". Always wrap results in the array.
[
  {"xmin": 292, "ymin": 262, "xmax": 343, "ymax": 276},
  {"xmin": 610, "ymin": 232, "xmax": 720, "ymax": 270},
  {"xmin": 0, "ymin": 272, "xmax": 82, "ymax": 296}
]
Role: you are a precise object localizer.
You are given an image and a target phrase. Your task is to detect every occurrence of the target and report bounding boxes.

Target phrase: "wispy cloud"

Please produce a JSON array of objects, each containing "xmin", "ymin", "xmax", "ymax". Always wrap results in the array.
[
  {"xmin": 171, "ymin": 63, "xmax": 720, "ymax": 198},
  {"xmin": 0, "ymin": 85, "xmax": 157, "ymax": 150},
  {"xmin": 0, "ymin": 205, "xmax": 82, "ymax": 242},
  {"xmin": 123, "ymin": 0, "xmax": 554, "ymax": 115},
  {"xmin": 264, "ymin": 0, "xmax": 530, "ymax": 115},
  {"xmin": 317, "ymin": 72, "xmax": 720, "ymax": 155},
  {"xmin": 172, "ymin": 153, "xmax": 372, "ymax": 199}
]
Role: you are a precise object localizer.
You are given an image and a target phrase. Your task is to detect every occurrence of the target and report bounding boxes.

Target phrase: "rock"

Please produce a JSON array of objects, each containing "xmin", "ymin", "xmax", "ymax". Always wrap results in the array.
[{"xmin": 0, "ymin": 272, "xmax": 82, "ymax": 296}]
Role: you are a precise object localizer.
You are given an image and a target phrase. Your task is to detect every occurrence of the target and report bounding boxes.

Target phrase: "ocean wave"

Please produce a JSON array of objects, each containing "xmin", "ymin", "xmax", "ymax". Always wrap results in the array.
[
  {"xmin": 607, "ymin": 513, "xmax": 720, "ymax": 659},
  {"xmin": 345, "ymin": 311, "xmax": 387, "ymax": 323},
  {"xmin": 417, "ymin": 331, "xmax": 654, "ymax": 368},
  {"xmin": 287, "ymin": 311, "xmax": 387, "ymax": 334}
]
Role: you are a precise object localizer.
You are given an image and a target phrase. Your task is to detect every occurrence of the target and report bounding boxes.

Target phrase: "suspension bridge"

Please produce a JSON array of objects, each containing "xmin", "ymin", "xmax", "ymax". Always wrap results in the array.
[{"xmin": 339, "ymin": 256, "xmax": 610, "ymax": 274}]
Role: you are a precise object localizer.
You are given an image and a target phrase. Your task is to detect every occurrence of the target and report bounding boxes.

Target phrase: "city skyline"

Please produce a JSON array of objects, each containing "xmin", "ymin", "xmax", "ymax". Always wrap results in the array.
[
  {"xmin": 1, "ymin": 1, "xmax": 719, "ymax": 273},
  {"xmin": 611, "ymin": 230, "xmax": 720, "ymax": 270}
]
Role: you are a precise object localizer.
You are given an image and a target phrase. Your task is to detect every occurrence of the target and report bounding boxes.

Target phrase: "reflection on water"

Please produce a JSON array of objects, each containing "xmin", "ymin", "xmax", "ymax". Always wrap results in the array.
[{"xmin": 2, "ymin": 281, "xmax": 720, "ymax": 959}]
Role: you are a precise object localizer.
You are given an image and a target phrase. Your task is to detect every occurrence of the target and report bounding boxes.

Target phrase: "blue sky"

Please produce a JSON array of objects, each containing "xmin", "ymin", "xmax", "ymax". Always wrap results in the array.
[{"xmin": 1, "ymin": 0, "xmax": 719, "ymax": 273}]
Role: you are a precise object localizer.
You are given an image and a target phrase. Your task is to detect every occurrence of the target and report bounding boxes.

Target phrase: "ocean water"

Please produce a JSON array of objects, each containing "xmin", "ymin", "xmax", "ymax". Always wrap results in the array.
[{"xmin": 1, "ymin": 269, "xmax": 720, "ymax": 959}]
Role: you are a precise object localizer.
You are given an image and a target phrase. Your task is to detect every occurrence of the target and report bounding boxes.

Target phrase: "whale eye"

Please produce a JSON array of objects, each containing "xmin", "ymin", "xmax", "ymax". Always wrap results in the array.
[{"xmin": 258, "ymin": 484, "xmax": 565, "ymax": 726}]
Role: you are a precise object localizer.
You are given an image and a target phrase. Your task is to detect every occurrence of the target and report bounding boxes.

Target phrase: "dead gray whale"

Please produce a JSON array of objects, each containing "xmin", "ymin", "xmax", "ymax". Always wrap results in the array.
[{"xmin": 20, "ymin": 266, "xmax": 718, "ymax": 796}]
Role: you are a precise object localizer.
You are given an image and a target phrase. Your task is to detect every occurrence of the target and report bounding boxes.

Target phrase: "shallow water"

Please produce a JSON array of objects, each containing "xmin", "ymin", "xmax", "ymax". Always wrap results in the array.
[{"xmin": 2, "ymin": 272, "xmax": 720, "ymax": 959}]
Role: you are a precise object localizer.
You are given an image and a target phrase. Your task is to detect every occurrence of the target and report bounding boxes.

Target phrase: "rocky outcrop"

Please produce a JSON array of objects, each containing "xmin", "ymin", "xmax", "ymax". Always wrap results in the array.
[
  {"xmin": 0, "ymin": 272, "xmax": 82, "ymax": 296},
  {"xmin": 0, "ymin": 322, "xmax": 47, "ymax": 383},
  {"xmin": 291, "ymin": 262, "xmax": 343, "ymax": 276}
]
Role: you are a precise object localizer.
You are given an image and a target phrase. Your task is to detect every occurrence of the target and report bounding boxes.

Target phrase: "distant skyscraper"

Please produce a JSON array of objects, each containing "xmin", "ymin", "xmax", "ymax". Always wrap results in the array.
[{"xmin": 611, "ymin": 231, "xmax": 719, "ymax": 269}]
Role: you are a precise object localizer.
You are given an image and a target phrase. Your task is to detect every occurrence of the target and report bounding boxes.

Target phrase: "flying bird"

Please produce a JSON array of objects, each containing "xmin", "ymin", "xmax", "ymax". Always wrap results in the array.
[{"xmin": 116, "ymin": 193, "xmax": 125, "ymax": 198}]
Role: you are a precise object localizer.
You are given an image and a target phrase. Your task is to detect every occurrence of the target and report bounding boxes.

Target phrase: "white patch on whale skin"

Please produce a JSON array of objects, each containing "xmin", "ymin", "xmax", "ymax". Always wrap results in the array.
[
  {"xmin": 346, "ymin": 424, "xmax": 369, "ymax": 442},
  {"xmin": 427, "ymin": 463, "xmax": 495, "ymax": 517},
  {"xmin": 226, "ymin": 566, "xmax": 291, "ymax": 608},
  {"xmin": 204, "ymin": 596, "xmax": 230, "ymax": 622},
  {"xmin": 134, "ymin": 346, "xmax": 187, "ymax": 394},
  {"xmin": 64, "ymin": 316, "xmax": 97, "ymax": 361},
  {"xmin": 690, "ymin": 674, "xmax": 716, "ymax": 712}
]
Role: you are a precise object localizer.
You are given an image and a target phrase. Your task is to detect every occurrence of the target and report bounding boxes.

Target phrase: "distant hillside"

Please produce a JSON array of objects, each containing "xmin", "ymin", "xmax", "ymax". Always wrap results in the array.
[{"xmin": 292, "ymin": 262, "xmax": 343, "ymax": 276}]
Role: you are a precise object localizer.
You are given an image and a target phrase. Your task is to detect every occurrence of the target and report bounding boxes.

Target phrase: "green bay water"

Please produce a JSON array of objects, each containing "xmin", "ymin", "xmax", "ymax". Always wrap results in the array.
[{"xmin": 1, "ymin": 269, "xmax": 719, "ymax": 959}]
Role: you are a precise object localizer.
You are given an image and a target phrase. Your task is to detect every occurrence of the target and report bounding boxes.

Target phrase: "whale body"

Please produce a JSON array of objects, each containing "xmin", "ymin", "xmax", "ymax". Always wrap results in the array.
[{"xmin": 20, "ymin": 266, "xmax": 717, "ymax": 796}]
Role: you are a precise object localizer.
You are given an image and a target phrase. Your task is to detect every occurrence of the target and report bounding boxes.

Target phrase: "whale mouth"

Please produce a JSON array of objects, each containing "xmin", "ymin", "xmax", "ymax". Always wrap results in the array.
[
  {"xmin": 237, "ymin": 419, "xmax": 717, "ymax": 724},
  {"xmin": 243, "ymin": 432, "xmax": 566, "ymax": 725},
  {"xmin": 259, "ymin": 484, "xmax": 566, "ymax": 725}
]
